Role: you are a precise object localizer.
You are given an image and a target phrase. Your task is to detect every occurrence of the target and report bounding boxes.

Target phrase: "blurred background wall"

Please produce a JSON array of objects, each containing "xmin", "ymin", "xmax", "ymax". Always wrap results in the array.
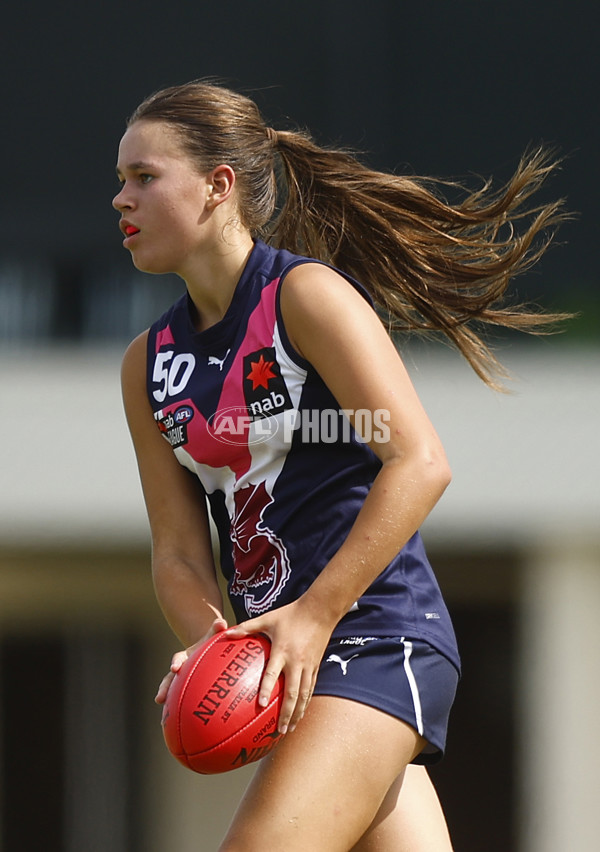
[{"xmin": 1, "ymin": 1, "xmax": 598, "ymax": 850}]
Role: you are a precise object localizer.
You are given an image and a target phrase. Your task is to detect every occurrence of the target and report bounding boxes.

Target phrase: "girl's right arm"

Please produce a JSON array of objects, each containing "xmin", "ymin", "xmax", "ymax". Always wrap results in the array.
[{"xmin": 121, "ymin": 332, "xmax": 228, "ymax": 699}]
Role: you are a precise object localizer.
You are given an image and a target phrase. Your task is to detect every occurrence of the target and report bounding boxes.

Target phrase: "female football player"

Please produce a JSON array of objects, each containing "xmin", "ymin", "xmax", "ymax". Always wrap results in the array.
[{"xmin": 115, "ymin": 80, "xmax": 567, "ymax": 851}]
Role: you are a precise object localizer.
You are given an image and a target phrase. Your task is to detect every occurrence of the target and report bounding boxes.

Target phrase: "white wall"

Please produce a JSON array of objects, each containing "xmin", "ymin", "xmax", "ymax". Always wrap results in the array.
[
  {"xmin": 2, "ymin": 343, "xmax": 597, "ymax": 547},
  {"xmin": 0, "ymin": 345, "xmax": 148, "ymax": 546}
]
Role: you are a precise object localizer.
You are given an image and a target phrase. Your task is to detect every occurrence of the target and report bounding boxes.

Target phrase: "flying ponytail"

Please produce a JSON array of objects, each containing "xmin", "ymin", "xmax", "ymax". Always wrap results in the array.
[
  {"xmin": 129, "ymin": 80, "xmax": 571, "ymax": 388},
  {"xmin": 270, "ymin": 131, "xmax": 570, "ymax": 387}
]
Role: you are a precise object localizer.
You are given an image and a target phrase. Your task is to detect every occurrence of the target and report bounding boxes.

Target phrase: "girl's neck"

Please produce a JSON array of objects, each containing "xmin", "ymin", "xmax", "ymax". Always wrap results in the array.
[{"xmin": 183, "ymin": 229, "xmax": 255, "ymax": 332}]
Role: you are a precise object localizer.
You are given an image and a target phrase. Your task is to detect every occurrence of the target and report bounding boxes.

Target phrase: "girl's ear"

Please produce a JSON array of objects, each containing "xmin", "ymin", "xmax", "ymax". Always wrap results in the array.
[{"xmin": 206, "ymin": 164, "xmax": 236, "ymax": 208}]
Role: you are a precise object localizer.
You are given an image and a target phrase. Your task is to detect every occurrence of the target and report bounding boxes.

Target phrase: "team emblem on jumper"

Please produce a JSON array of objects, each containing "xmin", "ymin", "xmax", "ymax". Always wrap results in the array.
[
  {"xmin": 243, "ymin": 348, "xmax": 292, "ymax": 420},
  {"xmin": 229, "ymin": 481, "xmax": 291, "ymax": 616}
]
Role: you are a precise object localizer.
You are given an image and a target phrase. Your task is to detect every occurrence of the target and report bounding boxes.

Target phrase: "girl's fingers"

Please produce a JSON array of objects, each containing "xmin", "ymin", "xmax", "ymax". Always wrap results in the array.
[
  {"xmin": 267, "ymin": 662, "xmax": 316, "ymax": 736},
  {"xmin": 224, "ymin": 621, "xmax": 259, "ymax": 640},
  {"xmin": 155, "ymin": 649, "xmax": 188, "ymax": 705},
  {"xmin": 210, "ymin": 617, "xmax": 229, "ymax": 635},
  {"xmin": 155, "ymin": 670, "xmax": 175, "ymax": 704},
  {"xmin": 258, "ymin": 659, "xmax": 283, "ymax": 709},
  {"xmin": 275, "ymin": 668, "xmax": 295, "ymax": 735},
  {"xmin": 155, "ymin": 618, "xmax": 229, "ymax": 706},
  {"xmin": 169, "ymin": 650, "xmax": 189, "ymax": 673},
  {"xmin": 222, "ymin": 614, "xmax": 320, "ymax": 734},
  {"xmin": 288, "ymin": 670, "xmax": 316, "ymax": 733}
]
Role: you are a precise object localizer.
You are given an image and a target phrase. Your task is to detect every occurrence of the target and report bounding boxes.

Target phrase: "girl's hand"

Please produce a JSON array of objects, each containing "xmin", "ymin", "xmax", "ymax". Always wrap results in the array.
[
  {"xmin": 155, "ymin": 616, "xmax": 229, "ymax": 705},
  {"xmin": 225, "ymin": 599, "xmax": 333, "ymax": 735}
]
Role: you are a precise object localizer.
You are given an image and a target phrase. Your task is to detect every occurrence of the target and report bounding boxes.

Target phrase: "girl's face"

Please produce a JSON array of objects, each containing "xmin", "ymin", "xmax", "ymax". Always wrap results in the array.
[{"xmin": 113, "ymin": 120, "xmax": 215, "ymax": 276}]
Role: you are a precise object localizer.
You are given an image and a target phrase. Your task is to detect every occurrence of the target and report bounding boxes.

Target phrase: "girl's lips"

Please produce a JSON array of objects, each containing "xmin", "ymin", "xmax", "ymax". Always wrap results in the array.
[{"xmin": 121, "ymin": 222, "xmax": 141, "ymax": 247}]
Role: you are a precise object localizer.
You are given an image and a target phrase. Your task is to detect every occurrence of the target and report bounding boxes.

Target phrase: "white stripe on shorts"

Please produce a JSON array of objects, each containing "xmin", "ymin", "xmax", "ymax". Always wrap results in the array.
[{"xmin": 400, "ymin": 637, "xmax": 424, "ymax": 736}]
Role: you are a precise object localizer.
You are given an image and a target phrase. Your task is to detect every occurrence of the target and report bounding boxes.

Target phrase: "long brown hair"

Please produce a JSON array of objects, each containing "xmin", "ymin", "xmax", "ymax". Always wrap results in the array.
[{"xmin": 129, "ymin": 80, "xmax": 571, "ymax": 388}]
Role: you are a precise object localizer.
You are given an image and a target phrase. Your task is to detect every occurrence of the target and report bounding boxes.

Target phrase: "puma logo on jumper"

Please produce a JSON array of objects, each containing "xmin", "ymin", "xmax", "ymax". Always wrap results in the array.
[
  {"xmin": 326, "ymin": 653, "xmax": 359, "ymax": 675},
  {"xmin": 208, "ymin": 349, "xmax": 231, "ymax": 370}
]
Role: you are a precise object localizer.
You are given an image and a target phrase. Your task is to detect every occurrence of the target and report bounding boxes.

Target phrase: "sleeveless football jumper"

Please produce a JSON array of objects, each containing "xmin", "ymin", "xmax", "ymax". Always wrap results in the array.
[{"xmin": 146, "ymin": 240, "xmax": 460, "ymax": 675}]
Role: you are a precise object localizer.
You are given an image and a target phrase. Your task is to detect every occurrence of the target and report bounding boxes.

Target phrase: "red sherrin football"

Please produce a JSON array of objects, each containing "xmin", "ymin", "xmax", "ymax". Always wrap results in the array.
[{"xmin": 161, "ymin": 632, "xmax": 284, "ymax": 774}]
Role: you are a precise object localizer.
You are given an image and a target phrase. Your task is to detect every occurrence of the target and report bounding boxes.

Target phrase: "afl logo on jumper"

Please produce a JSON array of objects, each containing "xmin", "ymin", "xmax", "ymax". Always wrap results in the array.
[
  {"xmin": 174, "ymin": 405, "xmax": 194, "ymax": 424},
  {"xmin": 156, "ymin": 405, "xmax": 194, "ymax": 449},
  {"xmin": 243, "ymin": 348, "xmax": 292, "ymax": 420}
]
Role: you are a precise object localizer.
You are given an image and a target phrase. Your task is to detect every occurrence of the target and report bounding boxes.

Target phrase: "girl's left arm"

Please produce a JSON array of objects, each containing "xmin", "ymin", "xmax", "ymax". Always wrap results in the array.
[{"xmin": 226, "ymin": 263, "xmax": 452, "ymax": 734}]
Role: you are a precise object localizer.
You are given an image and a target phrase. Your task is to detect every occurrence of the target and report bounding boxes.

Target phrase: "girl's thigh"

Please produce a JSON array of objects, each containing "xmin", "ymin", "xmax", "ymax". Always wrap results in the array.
[
  {"xmin": 351, "ymin": 765, "xmax": 454, "ymax": 852},
  {"xmin": 219, "ymin": 695, "xmax": 425, "ymax": 852}
]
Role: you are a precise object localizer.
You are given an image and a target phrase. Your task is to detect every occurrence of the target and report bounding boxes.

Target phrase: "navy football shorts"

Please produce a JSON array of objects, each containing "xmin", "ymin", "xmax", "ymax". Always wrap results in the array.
[{"xmin": 313, "ymin": 636, "xmax": 459, "ymax": 764}]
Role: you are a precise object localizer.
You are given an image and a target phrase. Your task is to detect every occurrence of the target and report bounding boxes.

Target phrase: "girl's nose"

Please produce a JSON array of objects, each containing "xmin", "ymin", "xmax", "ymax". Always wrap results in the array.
[{"xmin": 112, "ymin": 184, "xmax": 132, "ymax": 211}]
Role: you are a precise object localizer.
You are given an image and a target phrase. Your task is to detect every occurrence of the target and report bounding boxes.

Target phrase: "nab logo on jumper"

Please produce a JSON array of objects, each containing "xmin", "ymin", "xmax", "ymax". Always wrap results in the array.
[{"xmin": 243, "ymin": 348, "xmax": 292, "ymax": 420}]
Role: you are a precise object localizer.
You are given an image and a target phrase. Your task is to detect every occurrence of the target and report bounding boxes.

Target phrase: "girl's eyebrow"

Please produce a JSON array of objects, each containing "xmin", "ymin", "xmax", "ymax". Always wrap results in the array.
[{"xmin": 116, "ymin": 160, "xmax": 154, "ymax": 176}]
